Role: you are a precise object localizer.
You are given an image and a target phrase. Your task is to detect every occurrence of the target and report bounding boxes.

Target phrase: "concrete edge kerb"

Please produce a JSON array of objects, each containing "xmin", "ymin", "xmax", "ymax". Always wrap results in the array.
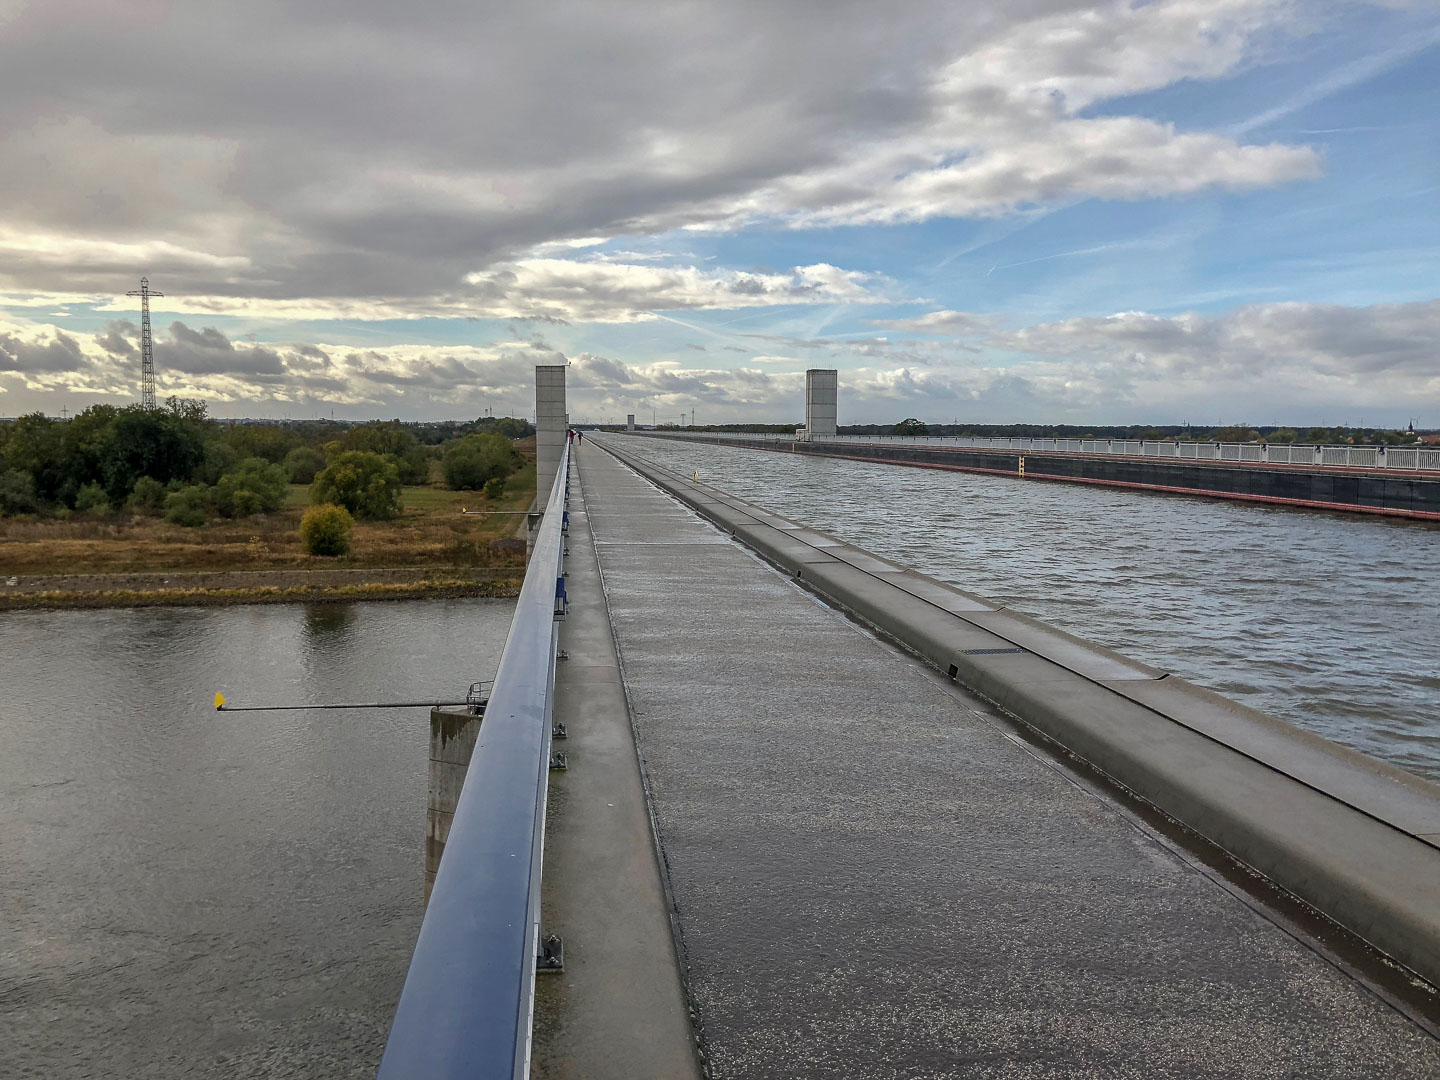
[{"xmin": 593, "ymin": 436, "xmax": 1440, "ymax": 991}]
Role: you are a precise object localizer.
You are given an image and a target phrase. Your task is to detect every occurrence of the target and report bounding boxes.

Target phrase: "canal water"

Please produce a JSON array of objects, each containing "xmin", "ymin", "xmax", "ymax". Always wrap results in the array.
[
  {"xmin": 0, "ymin": 598, "xmax": 513, "ymax": 1079},
  {"xmin": 607, "ymin": 435, "xmax": 1440, "ymax": 782}
]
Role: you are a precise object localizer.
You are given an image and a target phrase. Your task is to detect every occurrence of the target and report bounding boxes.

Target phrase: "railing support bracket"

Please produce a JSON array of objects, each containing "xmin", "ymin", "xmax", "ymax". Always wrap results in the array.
[
  {"xmin": 552, "ymin": 723, "xmax": 567, "ymax": 740},
  {"xmin": 549, "ymin": 751, "xmax": 568, "ymax": 771},
  {"xmin": 537, "ymin": 934, "xmax": 564, "ymax": 972}
]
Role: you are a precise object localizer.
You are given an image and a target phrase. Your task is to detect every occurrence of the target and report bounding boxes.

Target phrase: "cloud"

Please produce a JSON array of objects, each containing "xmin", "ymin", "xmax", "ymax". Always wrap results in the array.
[
  {"xmin": 0, "ymin": 327, "xmax": 90, "ymax": 374},
  {"xmin": 0, "ymin": 0, "xmax": 1340, "ymax": 314},
  {"xmin": 4, "ymin": 294, "xmax": 1436, "ymax": 424}
]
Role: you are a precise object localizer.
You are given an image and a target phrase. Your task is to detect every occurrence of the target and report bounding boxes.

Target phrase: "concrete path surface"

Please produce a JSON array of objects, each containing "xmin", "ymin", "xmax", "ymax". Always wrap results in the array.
[{"xmin": 576, "ymin": 439, "xmax": 1440, "ymax": 1080}]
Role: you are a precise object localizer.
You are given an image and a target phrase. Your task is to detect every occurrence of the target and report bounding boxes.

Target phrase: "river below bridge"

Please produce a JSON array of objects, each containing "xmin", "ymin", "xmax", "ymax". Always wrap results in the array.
[
  {"xmin": 0, "ymin": 598, "xmax": 513, "ymax": 1079},
  {"xmin": 607, "ymin": 434, "xmax": 1440, "ymax": 782}
]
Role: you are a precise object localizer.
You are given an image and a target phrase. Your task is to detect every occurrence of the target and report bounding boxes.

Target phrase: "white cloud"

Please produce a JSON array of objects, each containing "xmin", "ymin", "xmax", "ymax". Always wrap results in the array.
[
  {"xmin": 0, "ymin": 0, "xmax": 1338, "ymax": 313},
  {"xmin": 5, "ymin": 296, "xmax": 1436, "ymax": 424}
]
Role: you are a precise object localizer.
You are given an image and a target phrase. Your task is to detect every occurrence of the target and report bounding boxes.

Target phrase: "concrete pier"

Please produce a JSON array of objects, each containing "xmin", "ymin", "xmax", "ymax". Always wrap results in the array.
[
  {"xmin": 535, "ymin": 364, "xmax": 567, "ymax": 502},
  {"xmin": 425, "ymin": 707, "xmax": 481, "ymax": 904},
  {"xmin": 573, "ymin": 437, "xmax": 1440, "ymax": 1079},
  {"xmin": 804, "ymin": 367, "xmax": 837, "ymax": 439}
]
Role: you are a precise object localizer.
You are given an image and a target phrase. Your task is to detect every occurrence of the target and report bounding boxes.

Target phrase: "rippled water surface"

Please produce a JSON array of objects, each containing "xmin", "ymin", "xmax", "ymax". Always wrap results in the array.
[
  {"xmin": 0, "ymin": 599, "xmax": 513, "ymax": 1078},
  {"xmin": 607, "ymin": 435, "xmax": 1440, "ymax": 781}
]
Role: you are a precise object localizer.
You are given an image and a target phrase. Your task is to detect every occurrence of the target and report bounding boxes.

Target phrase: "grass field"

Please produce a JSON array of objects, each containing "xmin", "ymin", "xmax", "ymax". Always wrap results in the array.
[{"xmin": 0, "ymin": 462, "xmax": 538, "ymax": 579}]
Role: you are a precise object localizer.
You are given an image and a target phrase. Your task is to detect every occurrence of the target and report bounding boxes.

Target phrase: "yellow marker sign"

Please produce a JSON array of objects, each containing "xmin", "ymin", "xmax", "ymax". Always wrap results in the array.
[
  {"xmin": 214, "ymin": 692, "xmax": 227, "ymax": 710},
  {"xmin": 1018, "ymin": 455, "xmax": 1026, "ymax": 477}
]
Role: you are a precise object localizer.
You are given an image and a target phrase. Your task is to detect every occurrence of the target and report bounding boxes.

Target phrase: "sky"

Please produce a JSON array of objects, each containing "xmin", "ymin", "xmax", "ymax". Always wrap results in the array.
[{"xmin": 0, "ymin": 0, "xmax": 1436, "ymax": 426}]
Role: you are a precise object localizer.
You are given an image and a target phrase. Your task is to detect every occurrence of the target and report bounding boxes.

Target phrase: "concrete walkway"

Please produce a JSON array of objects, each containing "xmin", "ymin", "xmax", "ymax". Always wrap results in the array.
[
  {"xmin": 532, "ymin": 454, "xmax": 702, "ymax": 1080},
  {"xmin": 577, "ymin": 440, "xmax": 1440, "ymax": 1080}
]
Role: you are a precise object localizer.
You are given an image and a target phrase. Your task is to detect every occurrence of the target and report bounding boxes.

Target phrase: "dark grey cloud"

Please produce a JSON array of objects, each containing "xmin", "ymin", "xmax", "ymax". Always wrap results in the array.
[
  {"xmin": 0, "ymin": 329, "xmax": 90, "ymax": 373},
  {"xmin": 0, "ymin": 0, "xmax": 1322, "ymax": 308},
  {"xmin": 157, "ymin": 321, "xmax": 285, "ymax": 376}
]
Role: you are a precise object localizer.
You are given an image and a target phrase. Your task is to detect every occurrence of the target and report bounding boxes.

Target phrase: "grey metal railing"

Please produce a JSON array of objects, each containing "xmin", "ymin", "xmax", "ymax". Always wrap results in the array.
[
  {"xmin": 639, "ymin": 431, "xmax": 1440, "ymax": 471},
  {"xmin": 378, "ymin": 439, "xmax": 570, "ymax": 1080}
]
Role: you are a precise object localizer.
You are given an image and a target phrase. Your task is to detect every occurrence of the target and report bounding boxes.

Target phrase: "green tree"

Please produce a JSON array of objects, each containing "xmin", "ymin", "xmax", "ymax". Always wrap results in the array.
[
  {"xmin": 214, "ymin": 457, "xmax": 288, "ymax": 517},
  {"xmin": 482, "ymin": 475, "xmax": 506, "ymax": 500},
  {"xmin": 282, "ymin": 445, "xmax": 326, "ymax": 484},
  {"xmin": 310, "ymin": 450, "xmax": 402, "ymax": 520},
  {"xmin": 98, "ymin": 406, "xmax": 208, "ymax": 501},
  {"xmin": 223, "ymin": 422, "xmax": 302, "ymax": 464},
  {"xmin": 127, "ymin": 476, "xmax": 167, "ymax": 515},
  {"xmin": 74, "ymin": 482, "xmax": 110, "ymax": 514},
  {"xmin": 472, "ymin": 416, "xmax": 534, "ymax": 439},
  {"xmin": 165, "ymin": 485, "xmax": 213, "ymax": 527},
  {"xmin": 893, "ymin": 418, "xmax": 929, "ymax": 436},
  {"xmin": 442, "ymin": 433, "xmax": 518, "ymax": 490},
  {"xmin": 0, "ymin": 468, "xmax": 38, "ymax": 516},
  {"xmin": 3, "ymin": 413, "xmax": 65, "ymax": 503},
  {"xmin": 299, "ymin": 504, "xmax": 354, "ymax": 556},
  {"xmin": 337, "ymin": 421, "xmax": 429, "ymax": 484}
]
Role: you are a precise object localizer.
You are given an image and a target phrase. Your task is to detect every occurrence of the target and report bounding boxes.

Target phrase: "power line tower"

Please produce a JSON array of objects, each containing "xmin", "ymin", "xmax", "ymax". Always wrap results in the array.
[{"xmin": 126, "ymin": 276, "xmax": 163, "ymax": 410}]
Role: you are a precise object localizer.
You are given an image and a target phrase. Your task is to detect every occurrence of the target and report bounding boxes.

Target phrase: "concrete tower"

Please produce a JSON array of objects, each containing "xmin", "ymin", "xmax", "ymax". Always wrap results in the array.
[
  {"xmin": 535, "ymin": 365, "xmax": 567, "ymax": 501},
  {"xmin": 805, "ymin": 369, "xmax": 838, "ymax": 439}
]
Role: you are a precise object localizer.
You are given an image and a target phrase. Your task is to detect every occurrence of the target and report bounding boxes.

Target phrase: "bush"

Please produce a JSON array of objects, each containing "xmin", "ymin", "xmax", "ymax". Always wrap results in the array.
[
  {"xmin": 300, "ymin": 503, "xmax": 354, "ymax": 556},
  {"xmin": 0, "ymin": 469, "xmax": 38, "ymax": 516},
  {"xmin": 214, "ymin": 457, "xmax": 288, "ymax": 517},
  {"xmin": 127, "ymin": 476, "xmax": 167, "ymax": 515},
  {"xmin": 74, "ymin": 482, "xmax": 110, "ymax": 514},
  {"xmin": 282, "ymin": 445, "xmax": 326, "ymax": 484},
  {"xmin": 482, "ymin": 475, "xmax": 506, "ymax": 500},
  {"xmin": 442, "ymin": 433, "xmax": 518, "ymax": 490},
  {"xmin": 310, "ymin": 450, "xmax": 402, "ymax": 520},
  {"xmin": 164, "ymin": 485, "xmax": 213, "ymax": 527}
]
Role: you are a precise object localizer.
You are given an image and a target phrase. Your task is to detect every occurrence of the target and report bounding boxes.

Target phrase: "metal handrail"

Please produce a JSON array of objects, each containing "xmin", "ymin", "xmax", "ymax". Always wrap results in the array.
[
  {"xmin": 378, "ymin": 439, "xmax": 570, "ymax": 1080},
  {"xmin": 642, "ymin": 431, "xmax": 1440, "ymax": 472}
]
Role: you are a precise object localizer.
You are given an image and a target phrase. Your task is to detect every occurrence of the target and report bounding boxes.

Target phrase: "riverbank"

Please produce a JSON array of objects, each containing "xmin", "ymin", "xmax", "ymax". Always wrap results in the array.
[
  {"xmin": 0, "ymin": 466, "xmax": 536, "ymax": 609},
  {"xmin": 0, "ymin": 567, "xmax": 522, "ymax": 611}
]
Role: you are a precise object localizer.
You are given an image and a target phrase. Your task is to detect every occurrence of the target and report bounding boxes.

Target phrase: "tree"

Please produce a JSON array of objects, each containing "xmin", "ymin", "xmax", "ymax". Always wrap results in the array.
[
  {"xmin": 223, "ymin": 422, "xmax": 301, "ymax": 464},
  {"xmin": 283, "ymin": 445, "xmax": 326, "ymax": 484},
  {"xmin": 310, "ymin": 450, "xmax": 403, "ymax": 520},
  {"xmin": 472, "ymin": 415, "xmax": 534, "ymax": 439},
  {"xmin": 213, "ymin": 457, "xmax": 289, "ymax": 517},
  {"xmin": 0, "ymin": 469, "xmax": 38, "ymax": 516},
  {"xmin": 74, "ymin": 482, "xmax": 110, "ymax": 514},
  {"xmin": 98, "ymin": 406, "xmax": 208, "ymax": 501},
  {"xmin": 893, "ymin": 418, "xmax": 929, "ymax": 436},
  {"xmin": 127, "ymin": 476, "xmax": 167, "ymax": 515},
  {"xmin": 442, "ymin": 433, "xmax": 518, "ymax": 490},
  {"xmin": 336, "ymin": 421, "xmax": 429, "ymax": 484},
  {"xmin": 165, "ymin": 485, "xmax": 212, "ymax": 527},
  {"xmin": 482, "ymin": 475, "xmax": 506, "ymax": 500},
  {"xmin": 300, "ymin": 504, "xmax": 354, "ymax": 556},
  {"xmin": 3, "ymin": 413, "xmax": 65, "ymax": 503}
]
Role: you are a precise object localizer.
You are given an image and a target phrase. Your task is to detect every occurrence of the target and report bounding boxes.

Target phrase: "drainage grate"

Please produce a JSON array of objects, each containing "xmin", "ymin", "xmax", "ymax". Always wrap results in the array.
[{"xmin": 961, "ymin": 648, "xmax": 1025, "ymax": 655}]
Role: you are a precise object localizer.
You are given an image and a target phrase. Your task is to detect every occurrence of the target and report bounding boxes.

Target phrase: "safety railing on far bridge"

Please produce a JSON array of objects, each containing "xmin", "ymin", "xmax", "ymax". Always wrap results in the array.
[
  {"xmin": 638, "ymin": 431, "xmax": 1440, "ymax": 472},
  {"xmin": 378, "ymin": 439, "xmax": 570, "ymax": 1080}
]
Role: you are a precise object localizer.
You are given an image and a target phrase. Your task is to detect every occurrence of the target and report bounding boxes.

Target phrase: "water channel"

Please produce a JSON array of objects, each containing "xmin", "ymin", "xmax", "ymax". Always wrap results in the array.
[
  {"xmin": 0, "ymin": 598, "xmax": 513, "ymax": 1078},
  {"xmin": 607, "ymin": 434, "xmax": 1440, "ymax": 782}
]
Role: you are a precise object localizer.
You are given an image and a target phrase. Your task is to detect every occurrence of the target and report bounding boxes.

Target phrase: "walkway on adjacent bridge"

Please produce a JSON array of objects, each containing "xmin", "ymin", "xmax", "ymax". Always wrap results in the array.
[{"xmin": 575, "ymin": 439, "xmax": 1440, "ymax": 1079}]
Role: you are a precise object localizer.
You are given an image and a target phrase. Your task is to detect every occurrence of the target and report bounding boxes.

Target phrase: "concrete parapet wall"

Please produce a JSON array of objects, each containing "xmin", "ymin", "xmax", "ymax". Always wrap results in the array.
[
  {"xmin": 596, "ymin": 436, "xmax": 1440, "ymax": 990},
  {"xmin": 648, "ymin": 432, "xmax": 1440, "ymax": 520},
  {"xmin": 426, "ymin": 707, "xmax": 482, "ymax": 904}
]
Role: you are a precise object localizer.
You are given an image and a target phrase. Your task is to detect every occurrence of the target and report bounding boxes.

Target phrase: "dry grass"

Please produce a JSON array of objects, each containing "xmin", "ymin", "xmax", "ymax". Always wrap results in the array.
[{"xmin": 0, "ymin": 463, "xmax": 537, "ymax": 577}]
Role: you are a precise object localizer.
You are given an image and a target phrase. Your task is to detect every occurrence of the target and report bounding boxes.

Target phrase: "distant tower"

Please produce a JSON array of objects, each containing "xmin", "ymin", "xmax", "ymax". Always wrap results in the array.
[{"xmin": 126, "ymin": 277, "xmax": 164, "ymax": 410}]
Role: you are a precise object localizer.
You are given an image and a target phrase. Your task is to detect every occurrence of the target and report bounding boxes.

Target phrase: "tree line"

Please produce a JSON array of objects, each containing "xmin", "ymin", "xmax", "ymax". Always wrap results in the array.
[{"xmin": 0, "ymin": 402, "xmax": 535, "ymax": 524}]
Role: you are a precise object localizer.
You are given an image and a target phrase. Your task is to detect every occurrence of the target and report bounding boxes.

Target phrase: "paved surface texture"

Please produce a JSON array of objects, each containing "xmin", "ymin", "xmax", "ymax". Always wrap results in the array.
[
  {"xmin": 577, "ymin": 441, "xmax": 1440, "ymax": 1080},
  {"xmin": 533, "ymin": 455, "xmax": 702, "ymax": 1080}
]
